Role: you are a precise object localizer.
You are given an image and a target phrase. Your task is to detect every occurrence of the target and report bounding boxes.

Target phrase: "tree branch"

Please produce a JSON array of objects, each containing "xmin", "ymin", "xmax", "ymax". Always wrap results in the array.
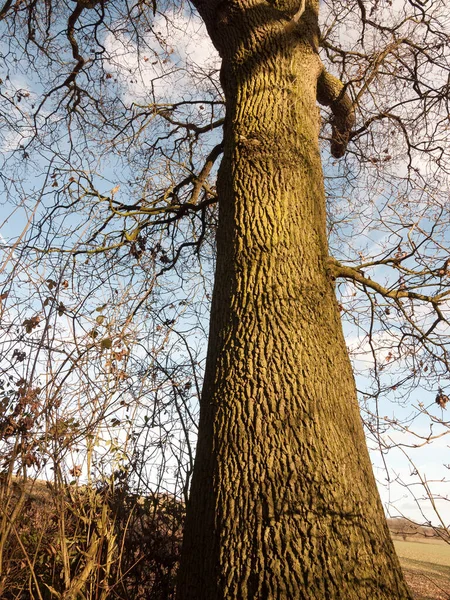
[
  {"xmin": 317, "ymin": 69, "xmax": 355, "ymax": 158},
  {"xmin": 327, "ymin": 257, "xmax": 450, "ymax": 306},
  {"xmin": 0, "ymin": 0, "xmax": 13, "ymax": 22},
  {"xmin": 267, "ymin": 0, "xmax": 305, "ymax": 19}
]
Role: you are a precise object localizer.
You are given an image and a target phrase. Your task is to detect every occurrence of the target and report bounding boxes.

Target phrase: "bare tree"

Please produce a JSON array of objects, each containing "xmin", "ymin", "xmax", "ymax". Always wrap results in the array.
[{"xmin": 0, "ymin": 0, "xmax": 449, "ymax": 598}]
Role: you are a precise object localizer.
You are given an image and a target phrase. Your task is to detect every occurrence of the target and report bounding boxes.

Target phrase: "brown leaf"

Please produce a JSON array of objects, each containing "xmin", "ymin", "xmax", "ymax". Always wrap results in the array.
[
  {"xmin": 22, "ymin": 315, "xmax": 40, "ymax": 333},
  {"xmin": 435, "ymin": 390, "xmax": 449, "ymax": 409},
  {"xmin": 101, "ymin": 338, "xmax": 112, "ymax": 349}
]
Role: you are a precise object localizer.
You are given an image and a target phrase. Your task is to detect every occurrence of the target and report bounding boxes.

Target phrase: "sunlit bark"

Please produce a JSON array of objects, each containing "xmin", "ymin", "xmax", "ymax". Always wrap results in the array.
[{"xmin": 177, "ymin": 1, "xmax": 412, "ymax": 598}]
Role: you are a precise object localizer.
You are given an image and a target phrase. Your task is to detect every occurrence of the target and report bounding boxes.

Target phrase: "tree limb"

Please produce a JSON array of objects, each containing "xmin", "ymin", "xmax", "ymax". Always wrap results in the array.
[
  {"xmin": 317, "ymin": 69, "xmax": 355, "ymax": 158},
  {"xmin": 327, "ymin": 257, "xmax": 450, "ymax": 307},
  {"xmin": 267, "ymin": 0, "xmax": 305, "ymax": 19},
  {"xmin": 0, "ymin": 0, "xmax": 13, "ymax": 22}
]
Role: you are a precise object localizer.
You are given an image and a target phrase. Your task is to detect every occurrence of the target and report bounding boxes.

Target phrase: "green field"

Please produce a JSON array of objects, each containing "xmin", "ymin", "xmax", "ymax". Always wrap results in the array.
[{"xmin": 393, "ymin": 539, "xmax": 450, "ymax": 600}]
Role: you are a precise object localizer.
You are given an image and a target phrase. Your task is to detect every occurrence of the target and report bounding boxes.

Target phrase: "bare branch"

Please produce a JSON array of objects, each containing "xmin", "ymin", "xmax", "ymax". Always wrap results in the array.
[
  {"xmin": 327, "ymin": 256, "xmax": 450, "ymax": 306},
  {"xmin": 317, "ymin": 68, "xmax": 355, "ymax": 158}
]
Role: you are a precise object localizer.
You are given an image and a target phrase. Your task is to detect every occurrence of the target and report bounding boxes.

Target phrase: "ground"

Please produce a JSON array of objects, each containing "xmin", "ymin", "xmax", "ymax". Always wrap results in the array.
[{"xmin": 394, "ymin": 538, "xmax": 450, "ymax": 600}]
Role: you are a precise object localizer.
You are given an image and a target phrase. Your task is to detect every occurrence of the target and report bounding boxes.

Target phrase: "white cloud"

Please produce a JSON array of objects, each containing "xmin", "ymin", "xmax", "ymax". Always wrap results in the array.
[{"xmin": 103, "ymin": 12, "xmax": 220, "ymax": 105}]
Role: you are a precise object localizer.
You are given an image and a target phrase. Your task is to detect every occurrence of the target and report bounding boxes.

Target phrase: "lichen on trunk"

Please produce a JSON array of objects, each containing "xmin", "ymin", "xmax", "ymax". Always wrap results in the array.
[{"xmin": 177, "ymin": 1, "xmax": 412, "ymax": 598}]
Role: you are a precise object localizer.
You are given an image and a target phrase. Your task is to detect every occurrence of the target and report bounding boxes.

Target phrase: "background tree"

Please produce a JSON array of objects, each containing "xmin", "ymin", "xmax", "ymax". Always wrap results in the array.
[{"xmin": 0, "ymin": 0, "xmax": 449, "ymax": 598}]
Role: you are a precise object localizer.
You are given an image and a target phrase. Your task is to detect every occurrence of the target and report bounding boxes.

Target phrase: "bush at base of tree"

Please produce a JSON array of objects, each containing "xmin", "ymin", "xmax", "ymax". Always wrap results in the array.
[{"xmin": 0, "ymin": 476, "xmax": 184, "ymax": 600}]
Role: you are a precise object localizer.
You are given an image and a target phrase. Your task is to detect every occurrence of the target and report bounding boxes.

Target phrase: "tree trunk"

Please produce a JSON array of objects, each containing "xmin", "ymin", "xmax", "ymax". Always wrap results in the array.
[{"xmin": 177, "ymin": 1, "xmax": 412, "ymax": 598}]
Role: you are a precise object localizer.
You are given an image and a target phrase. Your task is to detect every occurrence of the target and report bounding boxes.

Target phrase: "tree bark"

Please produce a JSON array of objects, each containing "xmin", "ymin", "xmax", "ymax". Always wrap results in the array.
[{"xmin": 177, "ymin": 1, "xmax": 412, "ymax": 598}]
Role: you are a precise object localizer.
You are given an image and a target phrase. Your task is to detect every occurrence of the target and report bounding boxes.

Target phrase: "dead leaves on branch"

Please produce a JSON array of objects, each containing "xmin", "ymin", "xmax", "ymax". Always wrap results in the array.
[
  {"xmin": 22, "ymin": 315, "xmax": 40, "ymax": 334},
  {"xmin": 435, "ymin": 390, "xmax": 449, "ymax": 410}
]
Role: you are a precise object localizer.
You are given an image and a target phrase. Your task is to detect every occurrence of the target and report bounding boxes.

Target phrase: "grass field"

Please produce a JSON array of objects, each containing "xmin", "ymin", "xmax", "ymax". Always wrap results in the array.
[{"xmin": 393, "ymin": 539, "xmax": 450, "ymax": 600}]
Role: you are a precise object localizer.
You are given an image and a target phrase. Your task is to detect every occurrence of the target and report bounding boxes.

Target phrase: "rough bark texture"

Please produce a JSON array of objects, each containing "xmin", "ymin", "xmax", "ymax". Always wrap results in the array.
[{"xmin": 177, "ymin": 1, "xmax": 412, "ymax": 598}]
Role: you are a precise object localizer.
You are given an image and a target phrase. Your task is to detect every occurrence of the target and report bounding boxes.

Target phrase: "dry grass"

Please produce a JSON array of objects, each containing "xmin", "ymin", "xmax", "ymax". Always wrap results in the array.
[{"xmin": 393, "ymin": 539, "xmax": 450, "ymax": 600}]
